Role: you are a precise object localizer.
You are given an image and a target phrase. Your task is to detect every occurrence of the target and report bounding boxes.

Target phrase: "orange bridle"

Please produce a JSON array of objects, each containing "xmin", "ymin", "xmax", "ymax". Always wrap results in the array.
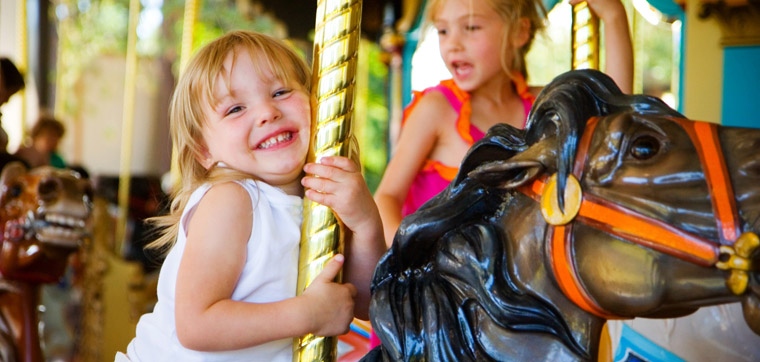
[{"xmin": 518, "ymin": 117, "xmax": 757, "ymax": 318}]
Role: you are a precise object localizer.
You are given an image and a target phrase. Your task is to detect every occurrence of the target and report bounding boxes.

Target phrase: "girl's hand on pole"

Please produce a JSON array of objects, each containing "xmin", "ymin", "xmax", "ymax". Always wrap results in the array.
[
  {"xmin": 569, "ymin": 0, "xmax": 626, "ymax": 22},
  {"xmin": 302, "ymin": 156, "xmax": 382, "ymax": 234},
  {"xmin": 301, "ymin": 254, "xmax": 357, "ymax": 336}
]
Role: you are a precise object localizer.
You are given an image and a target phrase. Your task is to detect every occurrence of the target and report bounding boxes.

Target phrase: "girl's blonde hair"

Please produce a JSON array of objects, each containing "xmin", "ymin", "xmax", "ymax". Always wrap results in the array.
[
  {"xmin": 426, "ymin": 0, "xmax": 546, "ymax": 80},
  {"xmin": 147, "ymin": 30, "xmax": 311, "ymax": 253}
]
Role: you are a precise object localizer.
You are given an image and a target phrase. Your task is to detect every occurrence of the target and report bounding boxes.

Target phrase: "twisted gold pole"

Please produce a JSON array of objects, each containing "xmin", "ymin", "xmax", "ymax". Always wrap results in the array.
[
  {"xmin": 116, "ymin": 0, "xmax": 141, "ymax": 252},
  {"xmin": 16, "ymin": 0, "xmax": 28, "ymax": 142},
  {"xmin": 571, "ymin": 4, "xmax": 603, "ymax": 361},
  {"xmin": 171, "ymin": 0, "xmax": 201, "ymax": 191},
  {"xmin": 294, "ymin": 0, "xmax": 362, "ymax": 361},
  {"xmin": 571, "ymin": 2, "xmax": 600, "ymax": 70}
]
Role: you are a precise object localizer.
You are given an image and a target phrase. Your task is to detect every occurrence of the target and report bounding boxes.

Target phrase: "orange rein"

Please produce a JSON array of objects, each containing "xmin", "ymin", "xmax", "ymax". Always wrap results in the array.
[{"xmin": 518, "ymin": 117, "xmax": 740, "ymax": 318}]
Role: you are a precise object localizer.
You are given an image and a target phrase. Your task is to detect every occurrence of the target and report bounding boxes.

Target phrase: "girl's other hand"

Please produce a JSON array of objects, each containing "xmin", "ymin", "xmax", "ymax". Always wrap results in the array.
[
  {"xmin": 301, "ymin": 254, "xmax": 357, "ymax": 336},
  {"xmin": 302, "ymin": 156, "xmax": 381, "ymax": 233},
  {"xmin": 568, "ymin": 0, "xmax": 626, "ymax": 21}
]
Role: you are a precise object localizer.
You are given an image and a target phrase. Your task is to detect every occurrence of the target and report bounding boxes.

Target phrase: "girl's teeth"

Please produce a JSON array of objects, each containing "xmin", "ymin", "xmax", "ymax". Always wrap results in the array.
[{"xmin": 259, "ymin": 132, "xmax": 293, "ymax": 149}]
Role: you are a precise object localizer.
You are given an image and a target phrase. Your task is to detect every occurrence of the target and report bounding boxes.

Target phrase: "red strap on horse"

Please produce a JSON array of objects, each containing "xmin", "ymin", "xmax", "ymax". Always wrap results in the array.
[
  {"xmin": 519, "ymin": 116, "xmax": 741, "ymax": 318},
  {"xmin": 669, "ymin": 118, "xmax": 741, "ymax": 244}
]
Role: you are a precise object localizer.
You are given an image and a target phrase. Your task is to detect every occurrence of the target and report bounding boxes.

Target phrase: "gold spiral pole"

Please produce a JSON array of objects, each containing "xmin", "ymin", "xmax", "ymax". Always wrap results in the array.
[
  {"xmin": 171, "ymin": 0, "xmax": 201, "ymax": 190},
  {"xmin": 571, "ymin": 2, "xmax": 600, "ymax": 70},
  {"xmin": 115, "ymin": 0, "xmax": 141, "ymax": 251},
  {"xmin": 572, "ymin": 5, "xmax": 604, "ymax": 361},
  {"xmin": 179, "ymin": 0, "xmax": 201, "ymax": 72},
  {"xmin": 294, "ymin": 0, "xmax": 362, "ymax": 361},
  {"xmin": 16, "ymin": 0, "xmax": 28, "ymax": 142}
]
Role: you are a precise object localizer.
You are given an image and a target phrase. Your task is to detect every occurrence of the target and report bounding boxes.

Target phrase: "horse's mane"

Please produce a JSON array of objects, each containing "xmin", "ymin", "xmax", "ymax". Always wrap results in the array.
[
  {"xmin": 368, "ymin": 70, "xmax": 684, "ymax": 361},
  {"xmin": 370, "ymin": 125, "xmax": 587, "ymax": 361}
]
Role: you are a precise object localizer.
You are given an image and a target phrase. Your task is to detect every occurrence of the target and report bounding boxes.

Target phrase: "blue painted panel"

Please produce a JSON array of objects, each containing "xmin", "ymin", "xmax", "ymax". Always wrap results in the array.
[
  {"xmin": 645, "ymin": 0, "xmax": 683, "ymax": 19},
  {"xmin": 613, "ymin": 324, "xmax": 686, "ymax": 362},
  {"xmin": 722, "ymin": 46, "xmax": 760, "ymax": 129}
]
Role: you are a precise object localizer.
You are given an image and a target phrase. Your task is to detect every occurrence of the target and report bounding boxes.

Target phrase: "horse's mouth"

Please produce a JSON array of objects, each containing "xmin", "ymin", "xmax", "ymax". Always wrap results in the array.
[{"xmin": 33, "ymin": 212, "xmax": 89, "ymax": 249}]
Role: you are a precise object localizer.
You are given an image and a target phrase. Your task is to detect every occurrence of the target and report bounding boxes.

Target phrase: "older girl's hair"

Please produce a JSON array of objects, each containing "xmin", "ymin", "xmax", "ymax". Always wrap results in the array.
[
  {"xmin": 426, "ymin": 0, "xmax": 546, "ymax": 80},
  {"xmin": 147, "ymin": 30, "xmax": 311, "ymax": 252}
]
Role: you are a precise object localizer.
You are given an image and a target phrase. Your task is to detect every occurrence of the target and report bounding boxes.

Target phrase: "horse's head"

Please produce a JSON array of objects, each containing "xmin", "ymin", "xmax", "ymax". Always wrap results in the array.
[
  {"xmin": 470, "ymin": 69, "xmax": 760, "ymax": 334},
  {"xmin": 369, "ymin": 69, "xmax": 760, "ymax": 362},
  {"xmin": 0, "ymin": 162, "xmax": 93, "ymax": 284}
]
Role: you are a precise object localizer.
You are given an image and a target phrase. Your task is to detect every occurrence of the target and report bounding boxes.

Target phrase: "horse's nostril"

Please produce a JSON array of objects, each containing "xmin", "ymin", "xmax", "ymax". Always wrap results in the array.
[
  {"xmin": 39, "ymin": 178, "xmax": 61, "ymax": 202},
  {"xmin": 746, "ymin": 161, "xmax": 760, "ymax": 178}
]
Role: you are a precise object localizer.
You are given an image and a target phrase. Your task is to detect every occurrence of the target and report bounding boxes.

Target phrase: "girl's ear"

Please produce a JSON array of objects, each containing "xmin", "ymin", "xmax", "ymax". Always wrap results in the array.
[
  {"xmin": 513, "ymin": 17, "xmax": 531, "ymax": 49},
  {"xmin": 196, "ymin": 145, "xmax": 215, "ymax": 170}
]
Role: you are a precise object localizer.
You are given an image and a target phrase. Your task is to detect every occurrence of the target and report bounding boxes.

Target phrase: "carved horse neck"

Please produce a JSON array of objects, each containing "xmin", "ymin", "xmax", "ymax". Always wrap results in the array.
[
  {"xmin": 502, "ymin": 193, "xmax": 607, "ymax": 361},
  {"xmin": 0, "ymin": 280, "xmax": 43, "ymax": 362}
]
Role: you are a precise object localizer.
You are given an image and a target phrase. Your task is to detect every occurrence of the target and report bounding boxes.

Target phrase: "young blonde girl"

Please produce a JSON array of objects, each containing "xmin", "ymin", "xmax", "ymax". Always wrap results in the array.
[
  {"xmin": 120, "ymin": 30, "xmax": 385, "ymax": 361},
  {"xmin": 374, "ymin": 0, "xmax": 633, "ymax": 247}
]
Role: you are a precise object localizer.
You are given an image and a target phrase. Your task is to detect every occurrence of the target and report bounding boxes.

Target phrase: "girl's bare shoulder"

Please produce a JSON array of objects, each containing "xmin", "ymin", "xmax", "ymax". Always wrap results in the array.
[{"xmin": 404, "ymin": 89, "xmax": 458, "ymax": 131}]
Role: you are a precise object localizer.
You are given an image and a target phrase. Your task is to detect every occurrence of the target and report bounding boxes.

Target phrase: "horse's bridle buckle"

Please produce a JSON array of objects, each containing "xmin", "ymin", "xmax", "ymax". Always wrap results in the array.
[{"xmin": 717, "ymin": 232, "xmax": 759, "ymax": 295}]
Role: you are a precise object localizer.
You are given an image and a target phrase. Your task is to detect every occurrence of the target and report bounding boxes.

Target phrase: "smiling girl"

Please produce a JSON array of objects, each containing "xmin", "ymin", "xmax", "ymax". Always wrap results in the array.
[{"xmin": 119, "ymin": 30, "xmax": 385, "ymax": 361}]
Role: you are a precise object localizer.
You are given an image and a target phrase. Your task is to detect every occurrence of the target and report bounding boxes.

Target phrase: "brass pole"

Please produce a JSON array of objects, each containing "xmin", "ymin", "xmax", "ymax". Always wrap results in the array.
[
  {"xmin": 571, "ymin": 2, "xmax": 600, "ymax": 70},
  {"xmin": 179, "ymin": 0, "xmax": 201, "ymax": 72},
  {"xmin": 16, "ymin": 0, "xmax": 28, "ymax": 142},
  {"xmin": 632, "ymin": 7, "xmax": 643, "ymax": 94},
  {"xmin": 115, "ymin": 0, "xmax": 141, "ymax": 252},
  {"xmin": 571, "ymin": 4, "xmax": 604, "ymax": 361},
  {"xmin": 171, "ymin": 0, "xmax": 202, "ymax": 190},
  {"xmin": 294, "ymin": 0, "xmax": 362, "ymax": 361}
]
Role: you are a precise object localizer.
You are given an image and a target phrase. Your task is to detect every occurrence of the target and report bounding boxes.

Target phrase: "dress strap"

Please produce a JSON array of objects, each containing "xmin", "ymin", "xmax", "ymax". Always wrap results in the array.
[
  {"xmin": 422, "ymin": 159, "xmax": 459, "ymax": 182},
  {"xmin": 402, "ymin": 80, "xmax": 467, "ymax": 126},
  {"xmin": 512, "ymin": 73, "xmax": 536, "ymax": 128}
]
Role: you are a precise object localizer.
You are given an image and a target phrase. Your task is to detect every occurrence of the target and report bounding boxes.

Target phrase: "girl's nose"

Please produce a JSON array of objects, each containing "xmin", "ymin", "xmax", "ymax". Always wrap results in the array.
[
  {"xmin": 256, "ymin": 102, "xmax": 282, "ymax": 126},
  {"xmin": 442, "ymin": 31, "xmax": 462, "ymax": 53}
]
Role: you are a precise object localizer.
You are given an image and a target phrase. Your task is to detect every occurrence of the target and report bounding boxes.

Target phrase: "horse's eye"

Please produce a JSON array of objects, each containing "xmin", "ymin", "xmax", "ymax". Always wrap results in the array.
[
  {"xmin": 10, "ymin": 184, "xmax": 22, "ymax": 198},
  {"xmin": 629, "ymin": 135, "xmax": 660, "ymax": 160}
]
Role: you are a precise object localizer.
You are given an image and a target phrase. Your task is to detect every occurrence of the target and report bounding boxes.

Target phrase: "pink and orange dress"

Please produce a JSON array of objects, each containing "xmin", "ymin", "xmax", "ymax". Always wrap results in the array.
[{"xmin": 400, "ymin": 76, "xmax": 535, "ymax": 217}]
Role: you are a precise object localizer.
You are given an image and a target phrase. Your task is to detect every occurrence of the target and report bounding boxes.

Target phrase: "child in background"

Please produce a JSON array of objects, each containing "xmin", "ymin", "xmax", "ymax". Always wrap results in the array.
[
  {"xmin": 15, "ymin": 113, "xmax": 67, "ymax": 168},
  {"xmin": 374, "ymin": 0, "xmax": 633, "ymax": 247},
  {"xmin": 119, "ymin": 30, "xmax": 385, "ymax": 361}
]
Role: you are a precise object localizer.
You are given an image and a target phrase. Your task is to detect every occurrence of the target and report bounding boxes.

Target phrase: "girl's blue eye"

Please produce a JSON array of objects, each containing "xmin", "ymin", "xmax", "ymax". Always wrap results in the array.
[
  {"xmin": 273, "ymin": 89, "xmax": 292, "ymax": 98},
  {"xmin": 225, "ymin": 106, "xmax": 243, "ymax": 116}
]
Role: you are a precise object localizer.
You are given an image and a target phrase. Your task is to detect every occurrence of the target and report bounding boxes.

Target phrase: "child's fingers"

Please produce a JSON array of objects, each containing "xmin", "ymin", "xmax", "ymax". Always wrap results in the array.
[
  {"xmin": 313, "ymin": 254, "xmax": 344, "ymax": 283},
  {"xmin": 306, "ymin": 156, "xmax": 359, "ymax": 173},
  {"xmin": 344, "ymin": 282, "xmax": 357, "ymax": 298},
  {"xmin": 301, "ymin": 175, "xmax": 340, "ymax": 194},
  {"xmin": 303, "ymin": 183, "xmax": 355, "ymax": 212}
]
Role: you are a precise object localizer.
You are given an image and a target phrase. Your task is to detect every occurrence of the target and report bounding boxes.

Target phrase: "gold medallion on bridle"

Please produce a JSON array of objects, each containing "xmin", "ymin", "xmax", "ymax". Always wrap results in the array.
[{"xmin": 541, "ymin": 173, "xmax": 582, "ymax": 226}]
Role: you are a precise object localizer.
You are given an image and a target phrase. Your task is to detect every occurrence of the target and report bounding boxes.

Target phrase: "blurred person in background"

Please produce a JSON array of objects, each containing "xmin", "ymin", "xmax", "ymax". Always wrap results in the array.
[
  {"xmin": 15, "ymin": 113, "xmax": 66, "ymax": 168},
  {"xmin": 0, "ymin": 57, "xmax": 27, "ymax": 169}
]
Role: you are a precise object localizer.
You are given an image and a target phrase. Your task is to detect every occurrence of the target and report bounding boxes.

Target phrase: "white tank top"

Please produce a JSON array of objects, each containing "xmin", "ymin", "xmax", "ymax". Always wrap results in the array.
[{"xmin": 126, "ymin": 179, "xmax": 302, "ymax": 361}]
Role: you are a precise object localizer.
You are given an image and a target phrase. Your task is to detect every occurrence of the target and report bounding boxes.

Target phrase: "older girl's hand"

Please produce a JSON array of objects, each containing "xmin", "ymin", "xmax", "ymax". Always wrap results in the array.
[{"xmin": 568, "ymin": 0, "xmax": 626, "ymax": 22}]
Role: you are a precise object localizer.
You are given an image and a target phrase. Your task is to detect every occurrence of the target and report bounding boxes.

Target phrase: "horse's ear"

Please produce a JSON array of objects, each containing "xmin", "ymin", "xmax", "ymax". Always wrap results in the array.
[
  {"xmin": 0, "ymin": 162, "xmax": 26, "ymax": 186},
  {"xmin": 0, "ymin": 162, "xmax": 27, "ymax": 203},
  {"xmin": 468, "ymin": 135, "xmax": 556, "ymax": 189}
]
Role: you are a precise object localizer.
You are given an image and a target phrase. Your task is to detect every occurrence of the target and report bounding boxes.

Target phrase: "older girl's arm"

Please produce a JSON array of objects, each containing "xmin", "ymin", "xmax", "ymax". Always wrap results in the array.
[
  {"xmin": 574, "ymin": 0, "xmax": 634, "ymax": 93},
  {"xmin": 373, "ymin": 91, "xmax": 455, "ymax": 246}
]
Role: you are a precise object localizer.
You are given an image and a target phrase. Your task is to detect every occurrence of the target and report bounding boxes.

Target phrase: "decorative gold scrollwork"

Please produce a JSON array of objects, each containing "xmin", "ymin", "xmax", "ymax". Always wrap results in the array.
[{"xmin": 717, "ymin": 232, "xmax": 759, "ymax": 295}]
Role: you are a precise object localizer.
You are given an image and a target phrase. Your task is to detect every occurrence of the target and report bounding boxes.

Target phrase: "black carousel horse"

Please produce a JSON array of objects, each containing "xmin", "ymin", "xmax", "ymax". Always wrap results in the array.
[{"xmin": 363, "ymin": 69, "xmax": 760, "ymax": 361}]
